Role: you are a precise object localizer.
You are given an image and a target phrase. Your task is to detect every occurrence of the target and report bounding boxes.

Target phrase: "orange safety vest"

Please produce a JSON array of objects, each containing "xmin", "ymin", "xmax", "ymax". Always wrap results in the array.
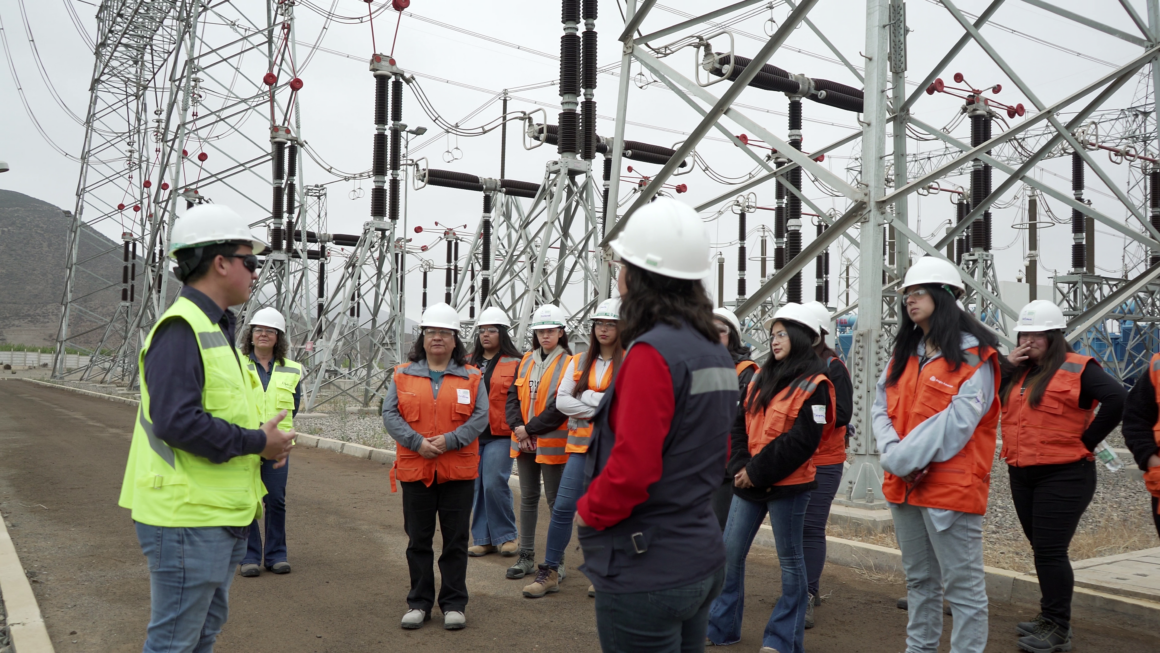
[
  {"xmin": 882, "ymin": 346, "xmax": 1000, "ymax": 515},
  {"xmin": 813, "ymin": 356, "xmax": 849, "ymax": 467},
  {"xmin": 510, "ymin": 350, "xmax": 570, "ymax": 464},
  {"xmin": 486, "ymin": 355, "xmax": 522, "ymax": 436},
  {"xmin": 736, "ymin": 360, "xmax": 759, "ymax": 377},
  {"xmin": 1001, "ymin": 353, "xmax": 1097, "ymax": 467},
  {"xmin": 564, "ymin": 353, "xmax": 616, "ymax": 454},
  {"xmin": 745, "ymin": 373, "xmax": 835, "ymax": 487},
  {"xmin": 389, "ymin": 363, "xmax": 482, "ymax": 492},
  {"xmin": 1146, "ymin": 354, "xmax": 1160, "ymax": 510}
]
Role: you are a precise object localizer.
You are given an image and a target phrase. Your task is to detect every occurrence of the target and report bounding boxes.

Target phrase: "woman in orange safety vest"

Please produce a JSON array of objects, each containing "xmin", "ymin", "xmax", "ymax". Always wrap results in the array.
[
  {"xmin": 521, "ymin": 297, "xmax": 623, "ymax": 599},
  {"xmin": 503, "ymin": 303, "xmax": 572, "ymax": 580},
  {"xmin": 382, "ymin": 302, "xmax": 488, "ymax": 632},
  {"xmin": 707, "ymin": 303, "xmax": 834, "ymax": 653},
  {"xmin": 871, "ymin": 256, "xmax": 1000, "ymax": 653},
  {"xmin": 1000, "ymin": 300, "xmax": 1125, "ymax": 653}
]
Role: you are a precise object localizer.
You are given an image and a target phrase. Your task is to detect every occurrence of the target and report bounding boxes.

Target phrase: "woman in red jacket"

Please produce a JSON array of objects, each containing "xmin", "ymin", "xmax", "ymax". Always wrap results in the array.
[{"xmin": 1000, "ymin": 300, "xmax": 1125, "ymax": 653}]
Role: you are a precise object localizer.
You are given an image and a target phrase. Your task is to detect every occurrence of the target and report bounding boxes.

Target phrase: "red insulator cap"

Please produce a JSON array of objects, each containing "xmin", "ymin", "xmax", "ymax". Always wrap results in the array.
[
  {"xmin": 1007, "ymin": 106, "xmax": 1017, "ymax": 119},
  {"xmin": 392, "ymin": 0, "xmax": 410, "ymax": 9},
  {"xmin": 738, "ymin": 133, "xmax": 750, "ymax": 145},
  {"xmin": 674, "ymin": 184, "xmax": 687, "ymax": 194},
  {"xmin": 626, "ymin": 165, "xmax": 634, "ymax": 173},
  {"xmin": 814, "ymin": 154, "xmax": 825, "ymax": 163},
  {"xmin": 388, "ymin": 58, "xmax": 396, "ymax": 66},
  {"xmin": 933, "ymin": 78, "xmax": 944, "ymax": 93},
  {"xmin": 263, "ymin": 72, "xmax": 278, "ymax": 86},
  {"xmin": 143, "ymin": 180, "xmax": 152, "ymax": 188},
  {"xmin": 420, "ymin": 245, "xmax": 428, "ymax": 252},
  {"xmin": 118, "ymin": 203, "xmax": 126, "ymax": 211},
  {"xmin": 1016, "ymin": 103, "xmax": 1026, "ymax": 117},
  {"xmin": 992, "ymin": 84, "xmax": 1002, "ymax": 94},
  {"xmin": 197, "ymin": 152, "xmax": 208, "ymax": 162},
  {"xmin": 182, "ymin": 149, "xmax": 188, "ymax": 157},
  {"xmin": 161, "ymin": 182, "xmax": 170, "ymax": 191},
  {"xmin": 289, "ymin": 77, "xmax": 304, "ymax": 91},
  {"xmin": 133, "ymin": 205, "xmax": 141, "ymax": 212},
  {"xmin": 953, "ymin": 72, "xmax": 964, "ymax": 83},
  {"xmin": 414, "ymin": 226, "xmax": 423, "ymax": 233},
  {"xmin": 925, "ymin": 84, "xmax": 936, "ymax": 95}
]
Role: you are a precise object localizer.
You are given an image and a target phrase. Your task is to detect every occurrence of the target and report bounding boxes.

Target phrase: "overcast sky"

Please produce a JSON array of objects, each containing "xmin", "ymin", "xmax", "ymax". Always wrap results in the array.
[{"xmin": 1, "ymin": 0, "xmax": 1154, "ymax": 321}]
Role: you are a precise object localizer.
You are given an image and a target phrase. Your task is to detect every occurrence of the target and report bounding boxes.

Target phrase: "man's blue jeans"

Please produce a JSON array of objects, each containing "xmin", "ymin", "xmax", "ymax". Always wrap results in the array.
[
  {"xmin": 594, "ymin": 567, "xmax": 725, "ymax": 653},
  {"xmin": 243, "ymin": 457, "xmax": 288, "ymax": 567},
  {"xmin": 707, "ymin": 490, "xmax": 812, "ymax": 653},
  {"xmin": 544, "ymin": 452, "xmax": 585, "ymax": 567},
  {"xmin": 135, "ymin": 522, "xmax": 246, "ymax": 653},
  {"xmin": 470, "ymin": 438, "xmax": 518, "ymax": 546}
]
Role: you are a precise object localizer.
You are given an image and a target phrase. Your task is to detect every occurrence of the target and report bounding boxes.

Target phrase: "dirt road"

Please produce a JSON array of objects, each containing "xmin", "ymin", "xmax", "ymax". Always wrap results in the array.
[{"xmin": 0, "ymin": 380, "xmax": 1154, "ymax": 652}]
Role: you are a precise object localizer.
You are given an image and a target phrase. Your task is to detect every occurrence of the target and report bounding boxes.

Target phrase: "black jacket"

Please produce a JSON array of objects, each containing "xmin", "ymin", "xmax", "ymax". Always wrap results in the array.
[
  {"xmin": 1123, "ymin": 369, "xmax": 1159, "ymax": 471},
  {"xmin": 504, "ymin": 350, "xmax": 568, "ymax": 436}
]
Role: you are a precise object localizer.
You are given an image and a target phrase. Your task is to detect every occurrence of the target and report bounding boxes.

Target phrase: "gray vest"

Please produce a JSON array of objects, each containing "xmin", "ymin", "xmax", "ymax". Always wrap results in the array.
[{"xmin": 579, "ymin": 322, "xmax": 737, "ymax": 593}]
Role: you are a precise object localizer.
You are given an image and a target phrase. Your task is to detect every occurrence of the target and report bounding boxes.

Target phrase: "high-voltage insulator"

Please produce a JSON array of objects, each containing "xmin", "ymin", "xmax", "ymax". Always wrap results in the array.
[
  {"xmin": 580, "ymin": 0, "xmax": 597, "ymax": 160},
  {"xmin": 815, "ymin": 222, "xmax": 827, "ymax": 303},
  {"xmin": 500, "ymin": 179, "xmax": 541, "ymax": 199},
  {"xmin": 968, "ymin": 109, "xmax": 993, "ymax": 252},
  {"xmin": 702, "ymin": 52, "xmax": 864, "ymax": 113},
  {"xmin": 271, "ymin": 137, "xmax": 286, "ymax": 251},
  {"xmin": 774, "ymin": 157, "xmax": 787, "ymax": 271},
  {"xmin": 601, "ymin": 157, "xmax": 612, "ymax": 237},
  {"xmin": 445, "ymin": 231, "xmax": 455, "ymax": 304},
  {"xmin": 481, "ymin": 194, "xmax": 493, "ymax": 306},
  {"xmin": 527, "ymin": 124, "xmax": 688, "ymax": 168},
  {"xmin": 1151, "ymin": 167, "xmax": 1160, "ymax": 266},
  {"xmin": 331, "ymin": 233, "xmax": 363, "ymax": 247},
  {"xmin": 317, "ymin": 245, "xmax": 326, "ymax": 321},
  {"xmin": 286, "ymin": 143, "xmax": 299, "ymax": 233},
  {"xmin": 371, "ymin": 73, "xmax": 390, "ymax": 221},
  {"xmin": 784, "ymin": 99, "xmax": 804, "ymax": 304},
  {"xmin": 737, "ymin": 210, "xmax": 747, "ymax": 300},
  {"xmin": 390, "ymin": 77, "xmax": 403, "ymax": 222},
  {"xmin": 955, "ymin": 200, "xmax": 969, "ymax": 264},
  {"xmin": 1071, "ymin": 150, "xmax": 1086, "ymax": 272},
  {"xmin": 558, "ymin": 0, "xmax": 581, "ymax": 156},
  {"xmin": 418, "ymin": 167, "xmax": 542, "ymax": 199}
]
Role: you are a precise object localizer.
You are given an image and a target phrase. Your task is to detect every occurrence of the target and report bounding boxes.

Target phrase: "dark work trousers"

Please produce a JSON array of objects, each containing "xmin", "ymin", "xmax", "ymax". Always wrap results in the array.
[
  {"xmin": 802, "ymin": 462, "xmax": 844, "ymax": 597},
  {"xmin": 243, "ymin": 457, "xmax": 289, "ymax": 567},
  {"xmin": 1153, "ymin": 496, "xmax": 1160, "ymax": 539},
  {"xmin": 711, "ymin": 478, "xmax": 733, "ymax": 532},
  {"xmin": 400, "ymin": 478, "xmax": 474, "ymax": 614},
  {"xmin": 1008, "ymin": 458, "xmax": 1096, "ymax": 629}
]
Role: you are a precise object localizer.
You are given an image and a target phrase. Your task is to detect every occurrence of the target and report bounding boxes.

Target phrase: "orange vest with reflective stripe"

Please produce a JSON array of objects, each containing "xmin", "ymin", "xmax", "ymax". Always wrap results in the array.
[
  {"xmin": 564, "ymin": 353, "xmax": 616, "ymax": 454},
  {"xmin": 511, "ymin": 350, "xmax": 570, "ymax": 464},
  {"xmin": 486, "ymin": 356, "xmax": 521, "ymax": 436},
  {"xmin": 389, "ymin": 363, "xmax": 482, "ymax": 491},
  {"xmin": 1001, "ymin": 353, "xmax": 1097, "ymax": 467},
  {"xmin": 736, "ymin": 360, "xmax": 758, "ymax": 377},
  {"xmin": 746, "ymin": 373, "xmax": 835, "ymax": 487},
  {"xmin": 882, "ymin": 346, "xmax": 1000, "ymax": 515},
  {"xmin": 813, "ymin": 356, "xmax": 848, "ymax": 466}
]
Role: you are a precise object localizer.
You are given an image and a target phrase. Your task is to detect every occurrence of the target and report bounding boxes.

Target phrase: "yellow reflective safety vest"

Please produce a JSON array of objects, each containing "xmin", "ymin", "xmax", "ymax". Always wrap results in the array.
[
  {"xmin": 247, "ymin": 357, "xmax": 302, "ymax": 431},
  {"xmin": 118, "ymin": 296, "xmax": 266, "ymax": 527}
]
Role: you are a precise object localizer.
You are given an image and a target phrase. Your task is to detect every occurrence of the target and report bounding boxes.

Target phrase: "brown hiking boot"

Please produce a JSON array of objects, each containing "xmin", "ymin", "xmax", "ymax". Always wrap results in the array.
[
  {"xmin": 468, "ymin": 544, "xmax": 496, "ymax": 557},
  {"xmin": 522, "ymin": 565, "xmax": 559, "ymax": 598},
  {"xmin": 499, "ymin": 540, "xmax": 519, "ymax": 557}
]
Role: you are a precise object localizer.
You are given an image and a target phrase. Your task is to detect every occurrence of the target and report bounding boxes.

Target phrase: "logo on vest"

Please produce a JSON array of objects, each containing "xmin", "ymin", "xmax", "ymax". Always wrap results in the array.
[{"xmin": 928, "ymin": 375, "xmax": 955, "ymax": 389}]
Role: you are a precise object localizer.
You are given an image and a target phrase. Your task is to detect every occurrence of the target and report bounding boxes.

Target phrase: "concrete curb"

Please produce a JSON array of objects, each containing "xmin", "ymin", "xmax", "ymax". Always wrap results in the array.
[
  {"xmin": 0, "ymin": 506, "xmax": 55, "ymax": 652},
  {"xmin": 19, "ymin": 378, "xmax": 140, "ymax": 407}
]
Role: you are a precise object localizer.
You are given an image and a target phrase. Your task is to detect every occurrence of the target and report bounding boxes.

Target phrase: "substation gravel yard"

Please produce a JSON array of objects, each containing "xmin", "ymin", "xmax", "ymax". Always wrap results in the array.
[{"xmin": 300, "ymin": 414, "xmax": 1159, "ymax": 575}]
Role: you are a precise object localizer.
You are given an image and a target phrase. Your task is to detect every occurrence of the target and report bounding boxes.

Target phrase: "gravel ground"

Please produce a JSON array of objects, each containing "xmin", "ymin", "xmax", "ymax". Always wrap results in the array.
[{"xmin": 295, "ymin": 413, "xmax": 396, "ymax": 452}]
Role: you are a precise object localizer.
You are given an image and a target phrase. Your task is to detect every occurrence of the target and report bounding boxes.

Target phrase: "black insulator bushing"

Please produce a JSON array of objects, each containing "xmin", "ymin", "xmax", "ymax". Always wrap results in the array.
[
  {"xmin": 1071, "ymin": 208, "xmax": 1085, "ymax": 234},
  {"xmin": 984, "ymin": 211, "xmax": 992, "ymax": 251},
  {"xmin": 812, "ymin": 78, "xmax": 864, "ymax": 100},
  {"xmin": 374, "ymin": 75, "xmax": 389, "ymax": 125},
  {"xmin": 775, "ymin": 246, "xmax": 786, "ymax": 269},
  {"xmin": 1072, "ymin": 151, "xmax": 1084, "ymax": 193},
  {"xmin": 789, "ymin": 100, "xmax": 802, "ymax": 131},
  {"xmin": 429, "ymin": 177, "xmax": 485, "ymax": 193},
  {"xmin": 622, "ymin": 140, "xmax": 676, "ymax": 157},
  {"xmin": 122, "ymin": 265, "xmax": 129, "ymax": 284},
  {"xmin": 810, "ymin": 89, "xmax": 863, "ymax": 113},
  {"xmin": 582, "ymin": 100, "xmax": 596, "ymax": 160},
  {"xmin": 709, "ymin": 54, "xmax": 799, "ymax": 94},
  {"xmin": 429, "ymin": 169, "xmax": 484, "ymax": 186},
  {"xmin": 775, "ymin": 205, "xmax": 786, "ymax": 238},
  {"xmin": 558, "ymin": 111, "xmax": 579, "ymax": 154},
  {"xmin": 983, "ymin": 156, "xmax": 992, "ymax": 196},
  {"xmin": 287, "ymin": 144, "xmax": 298, "ymax": 177},
  {"xmin": 332, "ymin": 234, "xmax": 362, "ymax": 246},
  {"xmin": 971, "ymin": 166, "xmax": 986, "ymax": 208},
  {"xmin": 1150, "ymin": 170, "xmax": 1160, "ymax": 210},
  {"xmin": 483, "ymin": 193, "xmax": 492, "ymax": 214},
  {"xmin": 391, "ymin": 78, "xmax": 403, "ymax": 123},
  {"xmin": 562, "ymin": 0, "xmax": 579, "ymax": 23},
  {"xmin": 787, "ymin": 234, "xmax": 802, "ymax": 303},
  {"xmin": 602, "ymin": 156, "xmax": 612, "ymax": 182},
  {"xmin": 715, "ymin": 53, "xmax": 790, "ymax": 79},
  {"xmin": 373, "ymin": 133, "xmax": 388, "ymax": 176},
  {"xmin": 622, "ymin": 149, "xmax": 675, "ymax": 166},
  {"xmin": 286, "ymin": 220, "xmax": 295, "ymax": 244},
  {"xmin": 500, "ymin": 179, "xmax": 541, "ymax": 198},
  {"xmin": 286, "ymin": 183, "xmax": 296, "ymax": 221},
  {"xmin": 390, "ymin": 129, "xmax": 401, "ymax": 170},
  {"xmin": 560, "ymin": 34, "xmax": 581, "ymax": 96},
  {"xmin": 982, "ymin": 115, "xmax": 992, "ymax": 153},
  {"xmin": 738, "ymin": 212, "xmax": 747, "ymax": 273},
  {"xmin": 271, "ymin": 226, "xmax": 283, "ymax": 252},
  {"xmin": 971, "ymin": 212, "xmax": 985, "ymax": 250},
  {"xmin": 582, "ymin": 0, "xmax": 597, "ymax": 20},
  {"xmin": 582, "ymin": 30, "xmax": 598, "ymax": 89},
  {"xmin": 482, "ymin": 209, "xmax": 492, "ymax": 268},
  {"xmin": 1072, "ymin": 243, "xmax": 1085, "ymax": 270},
  {"xmin": 123, "ymin": 241, "xmax": 130, "ymax": 263},
  {"xmin": 122, "ymin": 287, "xmax": 128, "ymax": 301},
  {"xmin": 272, "ymin": 186, "xmax": 284, "ymax": 223},
  {"xmin": 272, "ymin": 141, "xmax": 285, "ymax": 181},
  {"xmin": 370, "ymin": 186, "xmax": 386, "ymax": 218},
  {"xmin": 389, "ymin": 177, "xmax": 400, "ymax": 221}
]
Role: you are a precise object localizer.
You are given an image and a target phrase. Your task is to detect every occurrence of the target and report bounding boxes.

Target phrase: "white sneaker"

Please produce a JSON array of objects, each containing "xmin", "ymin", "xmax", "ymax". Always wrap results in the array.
[
  {"xmin": 443, "ymin": 610, "xmax": 466, "ymax": 630},
  {"xmin": 400, "ymin": 608, "xmax": 427, "ymax": 630}
]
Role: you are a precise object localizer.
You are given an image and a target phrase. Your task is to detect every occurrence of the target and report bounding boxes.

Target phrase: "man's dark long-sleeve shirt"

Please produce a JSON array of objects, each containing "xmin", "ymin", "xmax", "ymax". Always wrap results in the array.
[
  {"xmin": 1123, "ymin": 369, "xmax": 1159, "ymax": 471},
  {"xmin": 143, "ymin": 286, "xmax": 266, "ymax": 465}
]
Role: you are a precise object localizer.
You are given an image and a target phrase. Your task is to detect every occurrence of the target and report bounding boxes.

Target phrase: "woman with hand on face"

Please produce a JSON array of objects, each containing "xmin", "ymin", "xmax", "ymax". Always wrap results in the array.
[
  {"xmin": 522, "ymin": 298, "xmax": 624, "ymax": 600},
  {"xmin": 1000, "ymin": 300, "xmax": 1125, "ymax": 653},
  {"xmin": 382, "ymin": 303, "xmax": 488, "ymax": 632},
  {"xmin": 707, "ymin": 303, "xmax": 834, "ymax": 653},
  {"xmin": 872, "ymin": 256, "xmax": 1001, "ymax": 653},
  {"xmin": 711, "ymin": 307, "xmax": 759, "ymax": 532},
  {"xmin": 503, "ymin": 304, "xmax": 573, "ymax": 581},
  {"xmin": 466, "ymin": 307, "xmax": 524, "ymax": 560}
]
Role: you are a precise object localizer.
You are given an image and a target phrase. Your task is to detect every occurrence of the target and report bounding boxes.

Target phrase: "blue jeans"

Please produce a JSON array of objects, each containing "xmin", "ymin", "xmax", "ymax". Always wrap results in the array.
[
  {"xmin": 594, "ymin": 567, "xmax": 725, "ymax": 653},
  {"xmin": 544, "ymin": 452, "xmax": 585, "ymax": 567},
  {"xmin": 470, "ymin": 438, "xmax": 518, "ymax": 546},
  {"xmin": 243, "ymin": 458, "xmax": 288, "ymax": 566},
  {"xmin": 803, "ymin": 462, "xmax": 843, "ymax": 596},
  {"xmin": 707, "ymin": 491, "xmax": 812, "ymax": 652},
  {"xmin": 135, "ymin": 522, "xmax": 247, "ymax": 653}
]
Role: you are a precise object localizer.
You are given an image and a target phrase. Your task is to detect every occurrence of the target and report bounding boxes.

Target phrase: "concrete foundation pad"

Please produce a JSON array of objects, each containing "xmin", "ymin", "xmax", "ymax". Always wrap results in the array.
[{"xmin": 828, "ymin": 503, "xmax": 895, "ymax": 533}]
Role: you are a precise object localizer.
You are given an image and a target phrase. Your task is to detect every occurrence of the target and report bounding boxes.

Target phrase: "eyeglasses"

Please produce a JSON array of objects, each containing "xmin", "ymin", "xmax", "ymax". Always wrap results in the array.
[
  {"xmin": 771, "ymin": 330, "xmax": 790, "ymax": 341},
  {"xmin": 478, "ymin": 327, "xmax": 500, "ymax": 335},
  {"xmin": 424, "ymin": 328, "xmax": 456, "ymax": 338},
  {"xmin": 1019, "ymin": 332, "xmax": 1049, "ymax": 342},
  {"xmin": 594, "ymin": 321, "xmax": 618, "ymax": 331},
  {"xmin": 902, "ymin": 288, "xmax": 930, "ymax": 301},
  {"xmin": 224, "ymin": 253, "xmax": 259, "ymax": 272},
  {"xmin": 252, "ymin": 327, "xmax": 279, "ymax": 335}
]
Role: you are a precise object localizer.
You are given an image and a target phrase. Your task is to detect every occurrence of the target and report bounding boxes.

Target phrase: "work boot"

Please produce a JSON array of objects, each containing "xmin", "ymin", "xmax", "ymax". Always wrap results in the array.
[
  {"xmin": 506, "ymin": 549, "xmax": 536, "ymax": 579},
  {"xmin": 1017, "ymin": 613, "xmax": 1052, "ymax": 637},
  {"xmin": 239, "ymin": 563, "xmax": 261, "ymax": 577},
  {"xmin": 1017, "ymin": 620, "xmax": 1072, "ymax": 653},
  {"xmin": 804, "ymin": 593, "xmax": 816, "ymax": 629},
  {"xmin": 759, "ymin": 648, "xmax": 781, "ymax": 653},
  {"xmin": 443, "ymin": 611, "xmax": 466, "ymax": 631},
  {"xmin": 499, "ymin": 540, "xmax": 519, "ymax": 557},
  {"xmin": 269, "ymin": 561, "xmax": 291, "ymax": 574},
  {"xmin": 522, "ymin": 565, "xmax": 560, "ymax": 598},
  {"xmin": 588, "ymin": 584, "xmax": 596, "ymax": 598},
  {"xmin": 400, "ymin": 608, "xmax": 429, "ymax": 630},
  {"xmin": 468, "ymin": 544, "xmax": 496, "ymax": 557}
]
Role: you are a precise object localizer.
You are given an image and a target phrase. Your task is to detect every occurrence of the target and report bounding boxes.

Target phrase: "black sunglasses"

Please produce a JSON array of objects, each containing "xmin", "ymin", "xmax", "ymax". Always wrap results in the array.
[{"xmin": 223, "ymin": 253, "xmax": 259, "ymax": 272}]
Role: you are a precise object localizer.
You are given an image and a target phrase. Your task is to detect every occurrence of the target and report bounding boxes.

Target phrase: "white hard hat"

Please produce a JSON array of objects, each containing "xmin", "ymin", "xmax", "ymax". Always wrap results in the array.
[
  {"xmin": 803, "ymin": 301, "xmax": 832, "ymax": 334},
  {"xmin": 168, "ymin": 204, "xmax": 267, "ymax": 257},
  {"xmin": 764, "ymin": 302, "xmax": 822, "ymax": 338},
  {"xmin": 900, "ymin": 256, "xmax": 964, "ymax": 296},
  {"xmin": 420, "ymin": 302, "xmax": 461, "ymax": 331},
  {"xmin": 609, "ymin": 197, "xmax": 711, "ymax": 280},
  {"xmin": 1014, "ymin": 300, "xmax": 1067, "ymax": 333},
  {"xmin": 592, "ymin": 298, "xmax": 621, "ymax": 321},
  {"xmin": 530, "ymin": 304, "xmax": 569, "ymax": 331},
  {"xmin": 713, "ymin": 307, "xmax": 741, "ymax": 336},
  {"xmin": 476, "ymin": 306, "xmax": 511, "ymax": 328},
  {"xmin": 249, "ymin": 307, "xmax": 286, "ymax": 332}
]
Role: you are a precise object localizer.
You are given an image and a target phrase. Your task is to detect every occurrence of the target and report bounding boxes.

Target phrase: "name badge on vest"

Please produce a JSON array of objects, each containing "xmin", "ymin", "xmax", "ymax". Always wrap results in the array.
[
  {"xmin": 457, "ymin": 388, "xmax": 471, "ymax": 405},
  {"xmin": 812, "ymin": 405, "xmax": 826, "ymax": 424}
]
